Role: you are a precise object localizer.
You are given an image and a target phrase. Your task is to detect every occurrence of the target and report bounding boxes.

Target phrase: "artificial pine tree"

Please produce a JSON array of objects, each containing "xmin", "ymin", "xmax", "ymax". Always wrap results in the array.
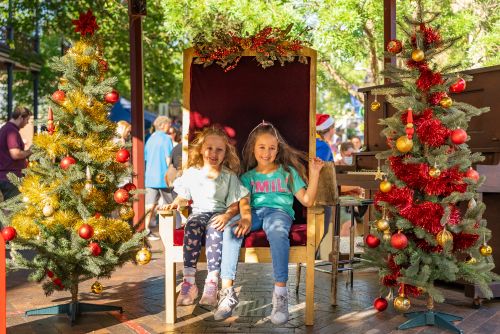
[
  {"xmin": 0, "ymin": 10, "xmax": 147, "ymax": 321},
  {"xmin": 361, "ymin": 1, "xmax": 498, "ymax": 332}
]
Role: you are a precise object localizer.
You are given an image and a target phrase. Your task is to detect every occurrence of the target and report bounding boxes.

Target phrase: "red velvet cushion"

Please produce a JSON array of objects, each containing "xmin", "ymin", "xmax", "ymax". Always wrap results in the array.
[{"xmin": 173, "ymin": 223, "xmax": 307, "ymax": 247}]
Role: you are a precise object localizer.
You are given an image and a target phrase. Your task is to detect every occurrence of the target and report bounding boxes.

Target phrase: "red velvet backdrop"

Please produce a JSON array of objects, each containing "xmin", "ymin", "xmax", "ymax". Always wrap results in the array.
[{"xmin": 189, "ymin": 57, "xmax": 311, "ymax": 154}]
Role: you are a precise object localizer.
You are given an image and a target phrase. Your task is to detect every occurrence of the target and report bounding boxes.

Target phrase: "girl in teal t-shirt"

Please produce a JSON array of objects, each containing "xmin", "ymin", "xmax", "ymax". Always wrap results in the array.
[{"xmin": 215, "ymin": 121, "xmax": 323, "ymax": 324}]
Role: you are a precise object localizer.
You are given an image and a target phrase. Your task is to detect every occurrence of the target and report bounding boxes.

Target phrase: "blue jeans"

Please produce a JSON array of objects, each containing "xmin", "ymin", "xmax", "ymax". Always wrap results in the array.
[{"xmin": 221, "ymin": 207, "xmax": 293, "ymax": 283}]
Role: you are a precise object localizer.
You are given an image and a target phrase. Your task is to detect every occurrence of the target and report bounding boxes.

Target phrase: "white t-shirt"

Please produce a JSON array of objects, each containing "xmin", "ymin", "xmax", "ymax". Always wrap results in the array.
[{"xmin": 173, "ymin": 167, "xmax": 249, "ymax": 214}]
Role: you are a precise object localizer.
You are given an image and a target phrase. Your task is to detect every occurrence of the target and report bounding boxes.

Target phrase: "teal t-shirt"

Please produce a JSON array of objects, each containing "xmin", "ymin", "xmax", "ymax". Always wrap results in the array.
[{"xmin": 240, "ymin": 165, "xmax": 306, "ymax": 219}]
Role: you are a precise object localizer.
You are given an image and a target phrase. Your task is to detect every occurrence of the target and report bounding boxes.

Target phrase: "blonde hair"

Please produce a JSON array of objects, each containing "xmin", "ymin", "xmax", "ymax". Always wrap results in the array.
[
  {"xmin": 188, "ymin": 126, "xmax": 241, "ymax": 174},
  {"xmin": 116, "ymin": 120, "xmax": 131, "ymax": 138},
  {"xmin": 242, "ymin": 121, "xmax": 308, "ymax": 183}
]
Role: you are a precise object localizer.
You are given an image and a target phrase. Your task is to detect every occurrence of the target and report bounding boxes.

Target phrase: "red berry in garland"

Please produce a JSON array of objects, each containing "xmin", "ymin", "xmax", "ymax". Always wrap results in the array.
[
  {"xmin": 449, "ymin": 77, "xmax": 466, "ymax": 93},
  {"xmin": 60, "ymin": 156, "xmax": 76, "ymax": 170},
  {"xmin": 116, "ymin": 148, "xmax": 130, "ymax": 163},
  {"xmin": 465, "ymin": 168, "xmax": 480, "ymax": 182},
  {"xmin": 122, "ymin": 182, "xmax": 137, "ymax": 193},
  {"xmin": 46, "ymin": 270, "xmax": 54, "ymax": 278},
  {"xmin": 89, "ymin": 242, "xmax": 102, "ymax": 256},
  {"xmin": 114, "ymin": 188, "xmax": 129, "ymax": 204},
  {"xmin": 373, "ymin": 297, "xmax": 388, "ymax": 312},
  {"xmin": 386, "ymin": 39, "xmax": 403, "ymax": 54},
  {"xmin": 52, "ymin": 90, "xmax": 66, "ymax": 103},
  {"xmin": 390, "ymin": 231, "xmax": 408, "ymax": 250},
  {"xmin": 365, "ymin": 234, "xmax": 380, "ymax": 248},
  {"xmin": 78, "ymin": 224, "xmax": 94, "ymax": 239},
  {"xmin": 451, "ymin": 128, "xmax": 467, "ymax": 145},
  {"xmin": 1, "ymin": 226, "xmax": 17, "ymax": 241},
  {"xmin": 104, "ymin": 90, "xmax": 119, "ymax": 104}
]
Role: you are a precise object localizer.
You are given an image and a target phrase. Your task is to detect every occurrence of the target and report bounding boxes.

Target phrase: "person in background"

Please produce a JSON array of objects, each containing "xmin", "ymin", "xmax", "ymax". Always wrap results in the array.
[
  {"xmin": 167, "ymin": 126, "xmax": 181, "ymax": 146},
  {"xmin": 114, "ymin": 120, "xmax": 131, "ymax": 146},
  {"xmin": 0, "ymin": 106, "xmax": 32, "ymax": 202},
  {"xmin": 350, "ymin": 136, "xmax": 362, "ymax": 153},
  {"xmin": 144, "ymin": 116, "xmax": 173, "ymax": 240},
  {"xmin": 335, "ymin": 141, "xmax": 355, "ymax": 166},
  {"xmin": 315, "ymin": 114, "xmax": 335, "ymax": 161}
]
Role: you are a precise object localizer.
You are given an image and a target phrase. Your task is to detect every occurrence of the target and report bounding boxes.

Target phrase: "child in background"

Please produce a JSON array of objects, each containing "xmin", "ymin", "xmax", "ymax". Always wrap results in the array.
[
  {"xmin": 215, "ymin": 121, "xmax": 323, "ymax": 324},
  {"xmin": 163, "ymin": 126, "xmax": 249, "ymax": 307}
]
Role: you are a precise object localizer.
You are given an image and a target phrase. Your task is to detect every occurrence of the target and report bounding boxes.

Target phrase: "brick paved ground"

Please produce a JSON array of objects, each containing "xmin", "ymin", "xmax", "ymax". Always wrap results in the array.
[{"xmin": 6, "ymin": 237, "xmax": 500, "ymax": 334}]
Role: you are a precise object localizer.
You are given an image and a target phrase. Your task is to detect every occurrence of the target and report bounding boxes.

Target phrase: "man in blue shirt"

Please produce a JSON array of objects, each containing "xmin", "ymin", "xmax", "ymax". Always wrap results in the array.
[{"xmin": 144, "ymin": 116, "xmax": 173, "ymax": 240}]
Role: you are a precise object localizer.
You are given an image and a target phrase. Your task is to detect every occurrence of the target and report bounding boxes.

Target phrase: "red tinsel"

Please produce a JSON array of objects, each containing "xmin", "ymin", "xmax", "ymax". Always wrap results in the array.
[
  {"xmin": 72, "ymin": 10, "xmax": 99, "ymax": 36},
  {"xmin": 411, "ymin": 234, "xmax": 443, "ymax": 253},
  {"xmin": 423, "ymin": 167, "xmax": 468, "ymax": 196},
  {"xmin": 416, "ymin": 69, "xmax": 443, "ymax": 91},
  {"xmin": 410, "ymin": 24, "xmax": 442, "ymax": 48},
  {"xmin": 452, "ymin": 232, "xmax": 480, "ymax": 251},
  {"xmin": 399, "ymin": 284, "xmax": 422, "ymax": 297},
  {"xmin": 382, "ymin": 273, "xmax": 399, "ymax": 287},
  {"xmin": 406, "ymin": 59, "xmax": 429, "ymax": 70},
  {"xmin": 401, "ymin": 201, "xmax": 444, "ymax": 234},
  {"xmin": 448, "ymin": 205, "xmax": 462, "ymax": 225},
  {"xmin": 428, "ymin": 92, "xmax": 447, "ymax": 105},
  {"xmin": 416, "ymin": 118, "xmax": 450, "ymax": 147},
  {"xmin": 374, "ymin": 185, "xmax": 414, "ymax": 212}
]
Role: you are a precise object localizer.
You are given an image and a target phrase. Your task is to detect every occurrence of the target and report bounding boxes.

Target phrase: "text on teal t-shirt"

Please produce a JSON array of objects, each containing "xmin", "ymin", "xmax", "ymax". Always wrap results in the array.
[{"xmin": 240, "ymin": 165, "xmax": 306, "ymax": 219}]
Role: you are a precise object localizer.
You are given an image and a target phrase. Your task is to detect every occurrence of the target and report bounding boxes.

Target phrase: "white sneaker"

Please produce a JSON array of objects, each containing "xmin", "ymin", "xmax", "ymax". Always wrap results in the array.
[
  {"xmin": 214, "ymin": 287, "xmax": 239, "ymax": 320},
  {"xmin": 199, "ymin": 279, "xmax": 218, "ymax": 306},
  {"xmin": 147, "ymin": 232, "xmax": 160, "ymax": 241},
  {"xmin": 270, "ymin": 290, "xmax": 289, "ymax": 325}
]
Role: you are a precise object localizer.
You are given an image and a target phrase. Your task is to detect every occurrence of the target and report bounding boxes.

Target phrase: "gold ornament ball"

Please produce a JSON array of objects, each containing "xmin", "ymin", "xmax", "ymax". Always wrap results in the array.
[
  {"xmin": 436, "ymin": 229, "xmax": 453, "ymax": 247},
  {"xmin": 42, "ymin": 204, "xmax": 54, "ymax": 217},
  {"xmin": 28, "ymin": 161, "xmax": 38, "ymax": 168},
  {"xmin": 396, "ymin": 136, "xmax": 413, "ymax": 153},
  {"xmin": 119, "ymin": 206, "xmax": 135, "ymax": 221},
  {"xmin": 91, "ymin": 281, "xmax": 103, "ymax": 294},
  {"xmin": 95, "ymin": 173, "xmax": 107, "ymax": 184},
  {"xmin": 383, "ymin": 230, "xmax": 392, "ymax": 241},
  {"xmin": 411, "ymin": 49, "xmax": 425, "ymax": 62},
  {"xmin": 394, "ymin": 295, "xmax": 411, "ymax": 312},
  {"xmin": 136, "ymin": 247, "xmax": 152, "ymax": 265},
  {"xmin": 465, "ymin": 256, "xmax": 477, "ymax": 264},
  {"xmin": 440, "ymin": 96, "xmax": 453, "ymax": 108},
  {"xmin": 370, "ymin": 101, "xmax": 381, "ymax": 112},
  {"xmin": 480, "ymin": 244, "xmax": 493, "ymax": 257},
  {"xmin": 376, "ymin": 218, "xmax": 390, "ymax": 232},
  {"xmin": 379, "ymin": 180, "xmax": 392, "ymax": 193},
  {"xmin": 429, "ymin": 167, "xmax": 441, "ymax": 178}
]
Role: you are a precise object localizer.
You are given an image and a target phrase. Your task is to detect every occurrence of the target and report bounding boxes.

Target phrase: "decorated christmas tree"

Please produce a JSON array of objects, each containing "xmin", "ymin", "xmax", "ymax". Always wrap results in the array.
[
  {"xmin": 0, "ymin": 10, "xmax": 148, "ymax": 319},
  {"xmin": 361, "ymin": 1, "xmax": 498, "ymax": 331}
]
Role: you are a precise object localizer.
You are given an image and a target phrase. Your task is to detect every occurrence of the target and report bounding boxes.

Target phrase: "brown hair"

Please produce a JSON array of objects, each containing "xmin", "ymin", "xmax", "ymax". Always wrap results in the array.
[
  {"xmin": 242, "ymin": 121, "xmax": 308, "ymax": 183},
  {"xmin": 188, "ymin": 126, "xmax": 240, "ymax": 174},
  {"xmin": 316, "ymin": 124, "xmax": 334, "ymax": 140},
  {"xmin": 12, "ymin": 106, "xmax": 32, "ymax": 120}
]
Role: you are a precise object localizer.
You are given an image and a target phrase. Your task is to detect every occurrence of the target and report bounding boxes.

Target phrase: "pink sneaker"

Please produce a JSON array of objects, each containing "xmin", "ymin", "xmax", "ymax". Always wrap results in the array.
[
  {"xmin": 176, "ymin": 280, "xmax": 198, "ymax": 306},
  {"xmin": 199, "ymin": 279, "xmax": 218, "ymax": 306}
]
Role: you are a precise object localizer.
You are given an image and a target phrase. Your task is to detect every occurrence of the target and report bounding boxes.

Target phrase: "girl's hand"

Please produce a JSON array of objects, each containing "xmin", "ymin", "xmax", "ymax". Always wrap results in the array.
[
  {"xmin": 310, "ymin": 157, "xmax": 324, "ymax": 175},
  {"xmin": 211, "ymin": 213, "xmax": 231, "ymax": 231},
  {"xmin": 233, "ymin": 217, "xmax": 251, "ymax": 238},
  {"xmin": 159, "ymin": 202, "xmax": 178, "ymax": 211}
]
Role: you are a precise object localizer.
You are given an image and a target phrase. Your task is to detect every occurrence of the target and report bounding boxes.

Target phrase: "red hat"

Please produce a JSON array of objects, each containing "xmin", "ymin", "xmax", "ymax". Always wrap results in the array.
[{"xmin": 316, "ymin": 114, "xmax": 334, "ymax": 131}]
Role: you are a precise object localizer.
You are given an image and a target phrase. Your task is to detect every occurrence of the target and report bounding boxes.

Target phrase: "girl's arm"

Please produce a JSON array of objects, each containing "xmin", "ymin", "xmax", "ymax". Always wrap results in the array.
[
  {"xmin": 160, "ymin": 196, "xmax": 189, "ymax": 210},
  {"xmin": 295, "ymin": 157, "xmax": 324, "ymax": 207},
  {"xmin": 210, "ymin": 201, "xmax": 239, "ymax": 231},
  {"xmin": 233, "ymin": 197, "xmax": 252, "ymax": 237}
]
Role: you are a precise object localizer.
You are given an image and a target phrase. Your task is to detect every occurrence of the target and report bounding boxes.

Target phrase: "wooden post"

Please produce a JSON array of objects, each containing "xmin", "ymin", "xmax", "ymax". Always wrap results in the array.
[
  {"xmin": 383, "ymin": 0, "xmax": 396, "ymax": 84},
  {"xmin": 129, "ymin": 0, "xmax": 146, "ymax": 229},
  {"xmin": 1, "ymin": 235, "xmax": 6, "ymax": 334}
]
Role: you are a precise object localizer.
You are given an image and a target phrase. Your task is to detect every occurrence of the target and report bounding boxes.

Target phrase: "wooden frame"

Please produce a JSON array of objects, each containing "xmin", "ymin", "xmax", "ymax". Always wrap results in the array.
[{"xmin": 159, "ymin": 46, "xmax": 322, "ymax": 326}]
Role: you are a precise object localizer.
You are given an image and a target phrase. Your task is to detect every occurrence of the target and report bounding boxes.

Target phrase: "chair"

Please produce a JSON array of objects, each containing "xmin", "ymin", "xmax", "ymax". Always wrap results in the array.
[{"xmin": 158, "ymin": 47, "xmax": 323, "ymax": 325}]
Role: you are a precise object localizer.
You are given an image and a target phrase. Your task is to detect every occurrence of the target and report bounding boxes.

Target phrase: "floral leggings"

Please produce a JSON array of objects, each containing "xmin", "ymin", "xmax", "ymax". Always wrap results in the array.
[{"xmin": 183, "ymin": 212, "xmax": 223, "ymax": 273}]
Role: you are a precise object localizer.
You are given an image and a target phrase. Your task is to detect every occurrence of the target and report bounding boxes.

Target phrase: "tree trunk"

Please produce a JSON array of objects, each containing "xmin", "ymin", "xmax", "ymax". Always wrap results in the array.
[
  {"xmin": 321, "ymin": 61, "xmax": 365, "ymax": 103},
  {"xmin": 70, "ymin": 273, "xmax": 79, "ymax": 303},
  {"xmin": 363, "ymin": 19, "xmax": 380, "ymax": 84}
]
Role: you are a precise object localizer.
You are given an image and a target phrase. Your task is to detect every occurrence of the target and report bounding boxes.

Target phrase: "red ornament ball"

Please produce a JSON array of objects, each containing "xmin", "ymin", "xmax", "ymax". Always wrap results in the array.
[
  {"xmin": 374, "ymin": 297, "xmax": 388, "ymax": 312},
  {"xmin": 449, "ymin": 77, "xmax": 466, "ymax": 93},
  {"xmin": 465, "ymin": 168, "xmax": 480, "ymax": 182},
  {"xmin": 46, "ymin": 270, "xmax": 54, "ymax": 278},
  {"xmin": 451, "ymin": 128, "xmax": 467, "ymax": 145},
  {"xmin": 60, "ymin": 156, "xmax": 76, "ymax": 170},
  {"xmin": 94, "ymin": 212, "xmax": 102, "ymax": 219},
  {"xmin": 99, "ymin": 59, "xmax": 108, "ymax": 72},
  {"xmin": 122, "ymin": 182, "xmax": 137, "ymax": 192},
  {"xmin": 391, "ymin": 232, "xmax": 409, "ymax": 250},
  {"xmin": 89, "ymin": 242, "xmax": 102, "ymax": 256},
  {"xmin": 1, "ymin": 226, "xmax": 17, "ymax": 241},
  {"xmin": 52, "ymin": 90, "xmax": 66, "ymax": 103},
  {"xmin": 114, "ymin": 188, "xmax": 130, "ymax": 204},
  {"xmin": 387, "ymin": 39, "xmax": 403, "ymax": 54},
  {"xmin": 116, "ymin": 148, "xmax": 130, "ymax": 163},
  {"xmin": 365, "ymin": 234, "xmax": 380, "ymax": 248},
  {"xmin": 78, "ymin": 223, "xmax": 94, "ymax": 239},
  {"xmin": 104, "ymin": 90, "xmax": 120, "ymax": 104}
]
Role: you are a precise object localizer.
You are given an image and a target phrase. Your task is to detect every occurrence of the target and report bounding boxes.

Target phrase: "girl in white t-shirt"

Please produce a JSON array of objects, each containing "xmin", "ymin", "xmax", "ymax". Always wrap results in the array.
[{"xmin": 162, "ymin": 126, "xmax": 249, "ymax": 307}]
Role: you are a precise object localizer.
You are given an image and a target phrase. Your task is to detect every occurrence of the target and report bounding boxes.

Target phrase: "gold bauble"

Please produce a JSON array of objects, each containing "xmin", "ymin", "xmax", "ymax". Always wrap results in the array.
[
  {"xmin": 370, "ymin": 101, "xmax": 381, "ymax": 111},
  {"xmin": 440, "ymin": 96, "xmax": 453, "ymax": 108},
  {"xmin": 42, "ymin": 204, "xmax": 54, "ymax": 217},
  {"xmin": 136, "ymin": 247, "xmax": 152, "ymax": 265},
  {"xmin": 436, "ymin": 229, "xmax": 453, "ymax": 247},
  {"xmin": 429, "ymin": 167, "xmax": 441, "ymax": 178},
  {"xmin": 95, "ymin": 173, "xmax": 107, "ymax": 184},
  {"xmin": 28, "ymin": 161, "xmax": 38, "ymax": 168},
  {"xmin": 379, "ymin": 180, "xmax": 392, "ymax": 193},
  {"xmin": 395, "ymin": 136, "xmax": 413, "ymax": 153},
  {"xmin": 119, "ymin": 206, "xmax": 135, "ymax": 220},
  {"xmin": 59, "ymin": 78, "xmax": 68, "ymax": 86},
  {"xmin": 91, "ymin": 281, "xmax": 103, "ymax": 294},
  {"xmin": 376, "ymin": 218, "xmax": 390, "ymax": 232},
  {"xmin": 411, "ymin": 49, "xmax": 425, "ymax": 62},
  {"xmin": 394, "ymin": 295, "xmax": 411, "ymax": 312},
  {"xmin": 479, "ymin": 244, "xmax": 493, "ymax": 257},
  {"xmin": 465, "ymin": 256, "xmax": 477, "ymax": 264},
  {"xmin": 383, "ymin": 230, "xmax": 392, "ymax": 241}
]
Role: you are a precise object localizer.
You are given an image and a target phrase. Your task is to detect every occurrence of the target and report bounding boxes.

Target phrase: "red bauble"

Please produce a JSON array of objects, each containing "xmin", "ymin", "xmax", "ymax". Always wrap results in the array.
[
  {"xmin": 373, "ymin": 297, "xmax": 388, "ymax": 312},
  {"xmin": 449, "ymin": 78, "xmax": 466, "ymax": 93},
  {"xmin": 390, "ymin": 232, "xmax": 409, "ymax": 250},
  {"xmin": 116, "ymin": 148, "xmax": 130, "ymax": 163},
  {"xmin": 52, "ymin": 90, "xmax": 66, "ymax": 103},
  {"xmin": 1, "ymin": 226, "xmax": 17, "ymax": 241},
  {"xmin": 104, "ymin": 90, "xmax": 120, "ymax": 104},
  {"xmin": 122, "ymin": 182, "xmax": 137, "ymax": 192},
  {"xmin": 46, "ymin": 270, "xmax": 54, "ymax": 278},
  {"xmin": 365, "ymin": 234, "xmax": 380, "ymax": 248},
  {"xmin": 465, "ymin": 168, "xmax": 479, "ymax": 182},
  {"xmin": 387, "ymin": 39, "xmax": 403, "ymax": 54},
  {"xmin": 94, "ymin": 212, "xmax": 102, "ymax": 219},
  {"xmin": 99, "ymin": 59, "xmax": 108, "ymax": 72},
  {"xmin": 60, "ymin": 156, "xmax": 76, "ymax": 170},
  {"xmin": 451, "ymin": 128, "xmax": 467, "ymax": 145},
  {"xmin": 114, "ymin": 188, "xmax": 129, "ymax": 204},
  {"xmin": 53, "ymin": 278, "xmax": 62, "ymax": 286},
  {"xmin": 78, "ymin": 223, "xmax": 94, "ymax": 239},
  {"xmin": 89, "ymin": 242, "xmax": 102, "ymax": 256}
]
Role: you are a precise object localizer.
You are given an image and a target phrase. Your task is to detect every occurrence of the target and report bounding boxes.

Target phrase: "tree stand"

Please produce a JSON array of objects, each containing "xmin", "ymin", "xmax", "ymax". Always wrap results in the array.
[
  {"xmin": 25, "ymin": 283, "xmax": 122, "ymax": 324},
  {"xmin": 398, "ymin": 296, "xmax": 463, "ymax": 334}
]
